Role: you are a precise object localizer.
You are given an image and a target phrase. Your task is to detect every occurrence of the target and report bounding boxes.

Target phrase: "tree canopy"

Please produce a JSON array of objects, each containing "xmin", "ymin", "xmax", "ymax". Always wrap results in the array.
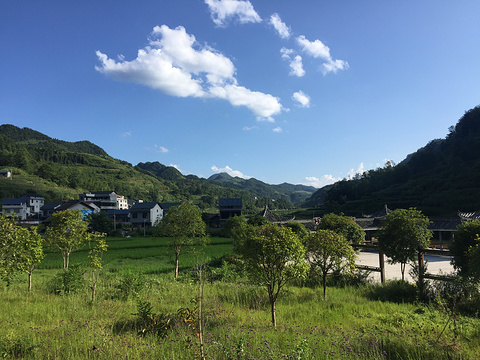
[
  {"xmin": 318, "ymin": 213, "xmax": 365, "ymax": 244},
  {"xmin": 240, "ymin": 223, "xmax": 308, "ymax": 327},
  {"xmin": 0, "ymin": 214, "xmax": 44, "ymax": 289},
  {"xmin": 45, "ymin": 209, "xmax": 92, "ymax": 269},
  {"xmin": 450, "ymin": 219, "xmax": 480, "ymax": 276},
  {"xmin": 306, "ymin": 229, "xmax": 356, "ymax": 299},
  {"xmin": 377, "ymin": 208, "xmax": 432, "ymax": 281},
  {"xmin": 154, "ymin": 203, "xmax": 207, "ymax": 278}
]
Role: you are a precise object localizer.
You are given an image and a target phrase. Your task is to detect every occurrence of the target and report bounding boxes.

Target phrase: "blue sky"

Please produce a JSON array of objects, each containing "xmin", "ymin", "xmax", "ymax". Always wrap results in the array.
[{"xmin": 1, "ymin": 1, "xmax": 479, "ymax": 187}]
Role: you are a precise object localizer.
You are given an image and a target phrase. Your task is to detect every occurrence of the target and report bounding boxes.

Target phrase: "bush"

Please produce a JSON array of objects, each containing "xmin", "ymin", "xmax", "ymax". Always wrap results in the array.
[
  {"xmin": 112, "ymin": 270, "xmax": 146, "ymax": 300},
  {"xmin": 365, "ymin": 280, "xmax": 418, "ymax": 303},
  {"xmin": 46, "ymin": 264, "xmax": 85, "ymax": 295}
]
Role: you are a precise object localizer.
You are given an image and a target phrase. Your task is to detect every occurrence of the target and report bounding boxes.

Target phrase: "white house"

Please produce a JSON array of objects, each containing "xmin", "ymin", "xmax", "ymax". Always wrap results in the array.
[
  {"xmin": 129, "ymin": 202, "xmax": 163, "ymax": 228},
  {"xmin": 2, "ymin": 198, "xmax": 28, "ymax": 219}
]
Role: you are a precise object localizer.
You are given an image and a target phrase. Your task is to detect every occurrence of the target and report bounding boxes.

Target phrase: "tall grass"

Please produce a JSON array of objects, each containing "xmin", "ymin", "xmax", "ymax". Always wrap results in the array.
[{"xmin": 1, "ymin": 236, "xmax": 479, "ymax": 359}]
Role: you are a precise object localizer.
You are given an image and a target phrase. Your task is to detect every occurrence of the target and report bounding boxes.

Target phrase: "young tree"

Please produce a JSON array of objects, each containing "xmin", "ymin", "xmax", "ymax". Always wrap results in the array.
[
  {"xmin": 317, "ymin": 213, "xmax": 365, "ymax": 244},
  {"xmin": 154, "ymin": 203, "xmax": 207, "ymax": 279},
  {"xmin": 241, "ymin": 224, "xmax": 308, "ymax": 328},
  {"xmin": 450, "ymin": 219, "xmax": 480, "ymax": 276},
  {"xmin": 222, "ymin": 215, "xmax": 252, "ymax": 255},
  {"xmin": 0, "ymin": 214, "xmax": 44, "ymax": 290},
  {"xmin": 306, "ymin": 229, "xmax": 356, "ymax": 299},
  {"xmin": 377, "ymin": 208, "xmax": 432, "ymax": 281},
  {"xmin": 17, "ymin": 226, "xmax": 44, "ymax": 291},
  {"xmin": 46, "ymin": 209, "xmax": 92, "ymax": 269},
  {"xmin": 88, "ymin": 234, "xmax": 108, "ymax": 302}
]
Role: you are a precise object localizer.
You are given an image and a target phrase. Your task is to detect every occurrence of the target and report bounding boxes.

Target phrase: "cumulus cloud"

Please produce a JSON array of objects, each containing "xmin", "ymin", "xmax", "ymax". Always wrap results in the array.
[
  {"xmin": 205, "ymin": 0, "xmax": 261, "ymax": 27},
  {"xmin": 304, "ymin": 175, "xmax": 340, "ymax": 188},
  {"xmin": 211, "ymin": 165, "xmax": 251, "ymax": 179},
  {"xmin": 269, "ymin": 13, "xmax": 291, "ymax": 39},
  {"xmin": 296, "ymin": 35, "xmax": 349, "ymax": 74},
  {"xmin": 273, "ymin": 127, "xmax": 283, "ymax": 133},
  {"xmin": 292, "ymin": 90, "xmax": 310, "ymax": 108},
  {"xmin": 96, "ymin": 25, "xmax": 282, "ymax": 121},
  {"xmin": 280, "ymin": 48, "xmax": 305, "ymax": 77}
]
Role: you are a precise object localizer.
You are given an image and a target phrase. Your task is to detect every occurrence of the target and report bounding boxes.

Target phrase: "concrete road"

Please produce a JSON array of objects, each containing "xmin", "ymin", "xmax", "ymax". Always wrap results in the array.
[{"xmin": 355, "ymin": 250, "xmax": 455, "ymax": 283}]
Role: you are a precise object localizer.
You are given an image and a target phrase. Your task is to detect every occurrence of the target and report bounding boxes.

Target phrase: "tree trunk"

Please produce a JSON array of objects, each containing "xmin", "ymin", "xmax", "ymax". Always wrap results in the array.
[
  {"xmin": 28, "ymin": 271, "xmax": 32, "ymax": 292},
  {"xmin": 323, "ymin": 271, "xmax": 327, "ymax": 300},
  {"xmin": 175, "ymin": 251, "xmax": 179, "ymax": 279},
  {"xmin": 401, "ymin": 262, "xmax": 406, "ymax": 281},
  {"xmin": 270, "ymin": 298, "xmax": 277, "ymax": 328},
  {"xmin": 91, "ymin": 271, "xmax": 97, "ymax": 302}
]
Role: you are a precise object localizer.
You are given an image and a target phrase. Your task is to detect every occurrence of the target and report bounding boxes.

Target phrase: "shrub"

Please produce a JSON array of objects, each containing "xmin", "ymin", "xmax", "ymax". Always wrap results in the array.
[
  {"xmin": 46, "ymin": 264, "xmax": 85, "ymax": 295},
  {"xmin": 365, "ymin": 280, "xmax": 418, "ymax": 303},
  {"xmin": 112, "ymin": 270, "xmax": 146, "ymax": 300}
]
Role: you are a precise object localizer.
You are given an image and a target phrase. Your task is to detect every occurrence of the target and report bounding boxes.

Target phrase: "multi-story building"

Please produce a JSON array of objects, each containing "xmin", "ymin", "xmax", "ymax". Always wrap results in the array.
[{"xmin": 79, "ymin": 191, "xmax": 118, "ymax": 211}]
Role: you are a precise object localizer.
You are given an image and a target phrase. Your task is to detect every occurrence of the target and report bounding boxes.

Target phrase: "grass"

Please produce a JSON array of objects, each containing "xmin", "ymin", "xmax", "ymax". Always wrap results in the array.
[{"xmin": 1, "ymin": 236, "xmax": 480, "ymax": 359}]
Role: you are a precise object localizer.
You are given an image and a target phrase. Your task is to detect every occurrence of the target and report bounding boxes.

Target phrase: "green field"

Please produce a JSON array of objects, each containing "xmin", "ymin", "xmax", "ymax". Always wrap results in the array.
[{"xmin": 1, "ymin": 236, "xmax": 479, "ymax": 359}]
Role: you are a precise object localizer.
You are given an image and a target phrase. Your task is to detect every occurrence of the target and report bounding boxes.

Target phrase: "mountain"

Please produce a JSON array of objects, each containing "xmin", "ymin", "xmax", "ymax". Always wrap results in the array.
[
  {"xmin": 306, "ymin": 106, "xmax": 480, "ymax": 217},
  {"xmin": 206, "ymin": 172, "xmax": 316, "ymax": 204},
  {"xmin": 136, "ymin": 162, "xmax": 184, "ymax": 181},
  {"xmin": 0, "ymin": 125, "xmax": 310, "ymax": 212}
]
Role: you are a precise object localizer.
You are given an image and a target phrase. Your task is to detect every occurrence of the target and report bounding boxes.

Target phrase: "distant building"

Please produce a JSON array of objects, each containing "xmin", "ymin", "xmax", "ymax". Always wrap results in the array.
[
  {"xmin": 129, "ymin": 202, "xmax": 163, "ymax": 228},
  {"xmin": 55, "ymin": 200, "xmax": 101, "ymax": 219},
  {"xmin": 41, "ymin": 202, "xmax": 62, "ymax": 219},
  {"xmin": 1, "ymin": 194, "xmax": 45, "ymax": 220},
  {"xmin": 159, "ymin": 202, "xmax": 181, "ymax": 215},
  {"xmin": 219, "ymin": 198, "xmax": 242, "ymax": 221},
  {"xmin": 22, "ymin": 194, "xmax": 45, "ymax": 214},
  {"xmin": 0, "ymin": 170, "xmax": 12, "ymax": 179},
  {"xmin": 117, "ymin": 195, "xmax": 129, "ymax": 210},
  {"xmin": 79, "ymin": 191, "xmax": 118, "ymax": 211},
  {"xmin": 2, "ymin": 198, "xmax": 28, "ymax": 219},
  {"xmin": 106, "ymin": 209, "xmax": 130, "ymax": 224}
]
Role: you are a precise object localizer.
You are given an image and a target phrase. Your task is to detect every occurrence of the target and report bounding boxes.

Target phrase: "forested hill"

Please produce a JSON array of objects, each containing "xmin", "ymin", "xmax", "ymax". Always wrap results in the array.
[
  {"xmin": 0, "ymin": 125, "xmax": 310, "ymax": 211},
  {"xmin": 207, "ymin": 172, "xmax": 316, "ymax": 204},
  {"xmin": 306, "ymin": 106, "xmax": 480, "ymax": 217}
]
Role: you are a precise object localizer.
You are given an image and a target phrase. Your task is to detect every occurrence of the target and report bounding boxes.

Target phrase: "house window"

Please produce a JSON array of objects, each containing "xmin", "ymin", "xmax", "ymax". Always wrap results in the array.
[
  {"xmin": 142, "ymin": 212, "xmax": 148, "ymax": 219},
  {"xmin": 132, "ymin": 213, "xmax": 137, "ymax": 219}
]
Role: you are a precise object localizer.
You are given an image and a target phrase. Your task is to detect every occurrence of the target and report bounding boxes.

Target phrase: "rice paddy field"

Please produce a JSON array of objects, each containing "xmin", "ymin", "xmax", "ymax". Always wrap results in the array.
[{"xmin": 1, "ymin": 236, "xmax": 479, "ymax": 359}]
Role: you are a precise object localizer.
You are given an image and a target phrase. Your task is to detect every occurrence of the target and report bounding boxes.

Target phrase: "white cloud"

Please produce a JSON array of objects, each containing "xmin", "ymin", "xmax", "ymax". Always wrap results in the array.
[
  {"xmin": 289, "ymin": 55, "xmax": 305, "ymax": 77},
  {"xmin": 296, "ymin": 35, "xmax": 349, "ymax": 74},
  {"xmin": 304, "ymin": 175, "xmax": 340, "ymax": 188},
  {"xmin": 273, "ymin": 127, "xmax": 283, "ymax": 133},
  {"xmin": 205, "ymin": 0, "xmax": 261, "ymax": 27},
  {"xmin": 242, "ymin": 125, "xmax": 258, "ymax": 131},
  {"xmin": 120, "ymin": 130, "xmax": 132, "ymax": 138},
  {"xmin": 96, "ymin": 25, "xmax": 282, "ymax": 121},
  {"xmin": 150, "ymin": 144, "xmax": 169, "ymax": 153},
  {"xmin": 292, "ymin": 90, "xmax": 310, "ymax": 108},
  {"xmin": 211, "ymin": 165, "xmax": 251, "ymax": 179},
  {"xmin": 209, "ymin": 84, "xmax": 282, "ymax": 121},
  {"xmin": 280, "ymin": 48, "xmax": 304, "ymax": 77},
  {"xmin": 269, "ymin": 13, "xmax": 291, "ymax": 39}
]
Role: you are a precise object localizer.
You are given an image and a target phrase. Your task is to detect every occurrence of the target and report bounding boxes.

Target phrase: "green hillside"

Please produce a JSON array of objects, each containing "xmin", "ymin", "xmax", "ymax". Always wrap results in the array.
[
  {"xmin": 306, "ymin": 106, "xmax": 480, "ymax": 217},
  {"xmin": 207, "ymin": 172, "xmax": 316, "ymax": 205},
  {"xmin": 0, "ymin": 125, "xmax": 306, "ymax": 212}
]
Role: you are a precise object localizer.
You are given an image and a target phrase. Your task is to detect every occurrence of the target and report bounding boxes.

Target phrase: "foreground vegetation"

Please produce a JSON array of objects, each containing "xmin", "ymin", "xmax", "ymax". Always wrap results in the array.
[{"xmin": 1, "ymin": 236, "xmax": 480, "ymax": 359}]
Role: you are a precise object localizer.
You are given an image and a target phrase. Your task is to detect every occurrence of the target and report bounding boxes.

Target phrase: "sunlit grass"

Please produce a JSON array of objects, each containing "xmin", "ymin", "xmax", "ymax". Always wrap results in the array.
[{"xmin": 1, "ymin": 236, "xmax": 479, "ymax": 359}]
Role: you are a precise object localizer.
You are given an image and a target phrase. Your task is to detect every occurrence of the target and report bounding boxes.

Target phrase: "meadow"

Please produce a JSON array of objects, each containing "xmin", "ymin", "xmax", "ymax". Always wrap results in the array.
[{"xmin": 1, "ymin": 236, "xmax": 479, "ymax": 359}]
